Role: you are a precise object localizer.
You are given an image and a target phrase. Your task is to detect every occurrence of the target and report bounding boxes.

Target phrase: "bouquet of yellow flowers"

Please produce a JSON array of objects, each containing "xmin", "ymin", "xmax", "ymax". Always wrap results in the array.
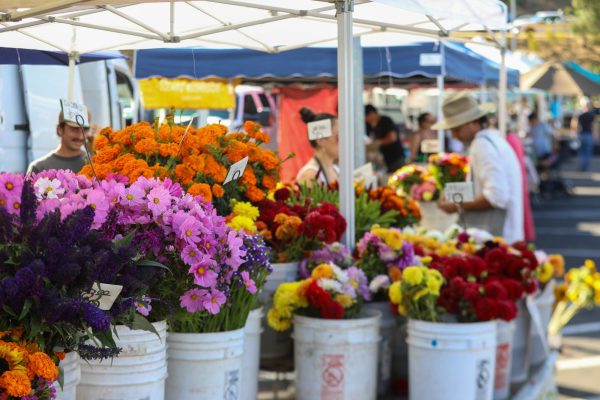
[
  {"xmin": 81, "ymin": 120, "xmax": 282, "ymax": 215},
  {"xmin": 549, "ymin": 259, "xmax": 600, "ymax": 336},
  {"xmin": 388, "ymin": 266, "xmax": 445, "ymax": 322}
]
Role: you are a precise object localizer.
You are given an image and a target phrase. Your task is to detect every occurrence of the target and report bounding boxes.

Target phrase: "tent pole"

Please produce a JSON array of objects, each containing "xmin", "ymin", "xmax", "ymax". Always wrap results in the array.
[
  {"xmin": 337, "ymin": 0, "xmax": 355, "ymax": 248},
  {"xmin": 499, "ymin": 31, "xmax": 507, "ymax": 138},
  {"xmin": 436, "ymin": 75, "xmax": 445, "ymax": 153},
  {"xmin": 67, "ymin": 24, "xmax": 77, "ymax": 101}
]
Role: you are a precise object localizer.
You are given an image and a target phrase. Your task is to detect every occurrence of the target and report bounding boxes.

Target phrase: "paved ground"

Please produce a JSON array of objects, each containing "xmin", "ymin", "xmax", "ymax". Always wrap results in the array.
[{"xmin": 532, "ymin": 156, "xmax": 600, "ymax": 400}]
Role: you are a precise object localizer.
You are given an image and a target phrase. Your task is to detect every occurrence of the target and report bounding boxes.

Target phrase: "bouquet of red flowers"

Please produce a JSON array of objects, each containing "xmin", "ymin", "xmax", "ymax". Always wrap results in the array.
[{"xmin": 428, "ymin": 152, "xmax": 469, "ymax": 189}]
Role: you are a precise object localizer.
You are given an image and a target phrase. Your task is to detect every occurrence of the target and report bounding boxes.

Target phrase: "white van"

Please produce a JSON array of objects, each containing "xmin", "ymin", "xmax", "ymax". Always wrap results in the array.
[{"xmin": 0, "ymin": 59, "xmax": 140, "ymax": 173}]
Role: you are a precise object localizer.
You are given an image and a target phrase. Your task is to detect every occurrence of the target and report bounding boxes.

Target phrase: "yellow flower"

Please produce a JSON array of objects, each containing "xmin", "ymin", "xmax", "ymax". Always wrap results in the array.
[
  {"xmin": 334, "ymin": 294, "xmax": 354, "ymax": 308},
  {"xmin": 397, "ymin": 304, "xmax": 408, "ymax": 316},
  {"xmin": 232, "ymin": 201, "xmax": 259, "ymax": 221},
  {"xmin": 228, "ymin": 216, "xmax": 256, "ymax": 233},
  {"xmin": 371, "ymin": 227, "xmax": 403, "ymax": 250},
  {"xmin": 422, "ymin": 191, "xmax": 433, "ymax": 202},
  {"xmin": 537, "ymin": 262, "xmax": 554, "ymax": 284},
  {"xmin": 413, "ymin": 287, "xmax": 429, "ymax": 301},
  {"xmin": 403, "ymin": 266, "xmax": 424, "ymax": 286},
  {"xmin": 426, "ymin": 271, "xmax": 443, "ymax": 295},
  {"xmin": 267, "ymin": 308, "xmax": 292, "ymax": 331},
  {"xmin": 585, "ymin": 259, "xmax": 596, "ymax": 273},
  {"xmin": 312, "ymin": 263, "xmax": 334, "ymax": 280},
  {"xmin": 389, "ymin": 281, "xmax": 403, "ymax": 305}
]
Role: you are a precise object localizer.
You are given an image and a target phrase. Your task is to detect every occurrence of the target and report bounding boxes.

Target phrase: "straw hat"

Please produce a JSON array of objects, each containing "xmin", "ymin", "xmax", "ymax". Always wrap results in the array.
[{"xmin": 432, "ymin": 91, "xmax": 495, "ymax": 130}]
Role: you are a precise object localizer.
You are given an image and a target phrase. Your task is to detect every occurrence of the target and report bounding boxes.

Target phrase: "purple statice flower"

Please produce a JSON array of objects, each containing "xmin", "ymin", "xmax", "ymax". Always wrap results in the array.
[{"xmin": 77, "ymin": 343, "xmax": 122, "ymax": 361}]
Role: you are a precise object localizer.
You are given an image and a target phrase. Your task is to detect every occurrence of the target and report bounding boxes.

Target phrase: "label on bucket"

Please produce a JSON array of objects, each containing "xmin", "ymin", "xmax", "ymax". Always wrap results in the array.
[
  {"xmin": 321, "ymin": 354, "xmax": 345, "ymax": 400},
  {"xmin": 224, "ymin": 369, "xmax": 240, "ymax": 400},
  {"xmin": 494, "ymin": 343, "xmax": 510, "ymax": 390},
  {"xmin": 475, "ymin": 358, "xmax": 492, "ymax": 400}
]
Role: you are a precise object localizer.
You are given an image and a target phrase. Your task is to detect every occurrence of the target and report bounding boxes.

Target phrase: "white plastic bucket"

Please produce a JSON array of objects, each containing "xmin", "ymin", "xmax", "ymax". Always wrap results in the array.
[
  {"xmin": 55, "ymin": 352, "xmax": 81, "ymax": 400},
  {"xmin": 494, "ymin": 320, "xmax": 516, "ymax": 400},
  {"xmin": 166, "ymin": 328, "xmax": 244, "ymax": 400},
  {"xmin": 363, "ymin": 302, "xmax": 394, "ymax": 395},
  {"xmin": 77, "ymin": 320, "xmax": 168, "ymax": 400},
  {"xmin": 418, "ymin": 201, "xmax": 459, "ymax": 232},
  {"xmin": 241, "ymin": 307, "xmax": 263, "ymax": 400},
  {"xmin": 408, "ymin": 319, "xmax": 497, "ymax": 400},
  {"xmin": 259, "ymin": 261, "xmax": 298, "ymax": 360},
  {"xmin": 293, "ymin": 310, "xmax": 381, "ymax": 400},
  {"xmin": 510, "ymin": 299, "xmax": 531, "ymax": 384},
  {"xmin": 530, "ymin": 282, "xmax": 555, "ymax": 366},
  {"xmin": 391, "ymin": 319, "xmax": 409, "ymax": 395}
]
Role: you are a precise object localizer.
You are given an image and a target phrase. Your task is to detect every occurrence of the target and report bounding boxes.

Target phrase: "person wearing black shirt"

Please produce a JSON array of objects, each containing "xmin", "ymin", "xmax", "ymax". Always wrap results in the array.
[
  {"xmin": 365, "ymin": 104, "xmax": 405, "ymax": 172},
  {"xmin": 576, "ymin": 101, "xmax": 600, "ymax": 171}
]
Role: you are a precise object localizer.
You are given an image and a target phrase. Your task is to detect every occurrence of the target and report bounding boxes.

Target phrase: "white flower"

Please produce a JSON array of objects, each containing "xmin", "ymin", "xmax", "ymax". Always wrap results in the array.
[
  {"xmin": 331, "ymin": 263, "xmax": 349, "ymax": 283},
  {"xmin": 369, "ymin": 275, "xmax": 390, "ymax": 294},
  {"xmin": 534, "ymin": 250, "xmax": 548, "ymax": 264},
  {"xmin": 318, "ymin": 278, "xmax": 343, "ymax": 293},
  {"xmin": 33, "ymin": 178, "xmax": 65, "ymax": 199},
  {"xmin": 425, "ymin": 230, "xmax": 445, "ymax": 243},
  {"xmin": 466, "ymin": 228, "xmax": 493, "ymax": 244}
]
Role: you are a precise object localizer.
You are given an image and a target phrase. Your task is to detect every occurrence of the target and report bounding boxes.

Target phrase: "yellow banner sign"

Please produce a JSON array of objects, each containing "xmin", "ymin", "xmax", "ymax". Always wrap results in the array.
[{"xmin": 139, "ymin": 78, "xmax": 235, "ymax": 110}]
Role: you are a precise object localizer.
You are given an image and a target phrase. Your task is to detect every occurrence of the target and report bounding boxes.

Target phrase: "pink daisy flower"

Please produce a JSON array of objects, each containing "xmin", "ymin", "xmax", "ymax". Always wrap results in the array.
[
  {"xmin": 181, "ymin": 245, "xmax": 204, "ymax": 266},
  {"xmin": 203, "ymin": 290, "xmax": 226, "ymax": 315},
  {"xmin": 0, "ymin": 173, "xmax": 22, "ymax": 199},
  {"xmin": 135, "ymin": 296, "xmax": 152, "ymax": 317},
  {"xmin": 85, "ymin": 189, "xmax": 109, "ymax": 227},
  {"xmin": 241, "ymin": 271, "xmax": 257, "ymax": 294},
  {"xmin": 180, "ymin": 289, "xmax": 208, "ymax": 313},
  {"xmin": 147, "ymin": 186, "xmax": 171, "ymax": 217},
  {"xmin": 224, "ymin": 230, "xmax": 246, "ymax": 270},
  {"xmin": 189, "ymin": 261, "xmax": 218, "ymax": 287},
  {"xmin": 120, "ymin": 184, "xmax": 145, "ymax": 207},
  {"xmin": 177, "ymin": 216, "xmax": 203, "ymax": 246}
]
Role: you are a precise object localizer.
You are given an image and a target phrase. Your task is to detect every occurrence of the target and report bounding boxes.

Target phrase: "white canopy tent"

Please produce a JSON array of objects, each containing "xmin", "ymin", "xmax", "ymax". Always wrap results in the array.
[{"xmin": 0, "ymin": 0, "xmax": 509, "ymax": 247}]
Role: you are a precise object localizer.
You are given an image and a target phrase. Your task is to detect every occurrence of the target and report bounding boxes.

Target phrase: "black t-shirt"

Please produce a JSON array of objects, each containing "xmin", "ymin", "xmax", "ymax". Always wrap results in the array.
[
  {"xmin": 367, "ymin": 115, "xmax": 404, "ymax": 171},
  {"xmin": 578, "ymin": 109, "xmax": 600, "ymax": 133}
]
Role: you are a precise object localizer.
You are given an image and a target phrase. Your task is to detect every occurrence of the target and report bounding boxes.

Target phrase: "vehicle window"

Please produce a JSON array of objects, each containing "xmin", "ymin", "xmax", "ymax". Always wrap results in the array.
[
  {"xmin": 258, "ymin": 94, "xmax": 271, "ymax": 111},
  {"xmin": 243, "ymin": 95, "xmax": 258, "ymax": 115},
  {"xmin": 116, "ymin": 71, "xmax": 135, "ymax": 126}
]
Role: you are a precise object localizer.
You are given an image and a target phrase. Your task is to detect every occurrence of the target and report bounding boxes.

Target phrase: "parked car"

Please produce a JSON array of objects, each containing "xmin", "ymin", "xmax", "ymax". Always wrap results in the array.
[{"xmin": 511, "ymin": 10, "xmax": 567, "ymax": 33}]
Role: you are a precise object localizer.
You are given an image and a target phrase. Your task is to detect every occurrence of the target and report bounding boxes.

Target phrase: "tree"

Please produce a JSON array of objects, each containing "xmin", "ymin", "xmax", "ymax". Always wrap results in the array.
[{"xmin": 569, "ymin": 0, "xmax": 600, "ymax": 45}]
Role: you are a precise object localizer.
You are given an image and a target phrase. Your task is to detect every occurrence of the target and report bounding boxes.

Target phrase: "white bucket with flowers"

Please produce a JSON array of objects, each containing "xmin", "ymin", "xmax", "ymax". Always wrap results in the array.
[{"xmin": 269, "ymin": 262, "xmax": 378, "ymax": 400}]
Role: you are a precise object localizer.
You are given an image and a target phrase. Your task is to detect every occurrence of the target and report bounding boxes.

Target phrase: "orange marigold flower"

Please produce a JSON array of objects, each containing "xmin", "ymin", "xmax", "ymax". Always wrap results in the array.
[
  {"xmin": 54, "ymin": 352, "xmax": 66, "ymax": 361},
  {"xmin": 245, "ymin": 185, "xmax": 266, "ymax": 202},
  {"xmin": 134, "ymin": 138, "xmax": 158, "ymax": 156},
  {"xmin": 212, "ymin": 184, "xmax": 225, "ymax": 198},
  {"xmin": 93, "ymin": 135, "xmax": 110, "ymax": 150},
  {"xmin": 225, "ymin": 140, "xmax": 249, "ymax": 163},
  {"xmin": 158, "ymin": 143, "xmax": 180, "ymax": 158},
  {"xmin": 27, "ymin": 352, "xmax": 58, "ymax": 381},
  {"xmin": 254, "ymin": 131, "xmax": 270, "ymax": 144},
  {"xmin": 261, "ymin": 175, "xmax": 276, "ymax": 190},
  {"xmin": 389, "ymin": 266, "xmax": 402, "ymax": 282},
  {"xmin": 175, "ymin": 164, "xmax": 195, "ymax": 186},
  {"xmin": 188, "ymin": 183, "xmax": 213, "ymax": 202},
  {"xmin": 0, "ymin": 370, "xmax": 31, "ymax": 397},
  {"xmin": 240, "ymin": 165, "xmax": 257, "ymax": 186},
  {"xmin": 244, "ymin": 120, "xmax": 258, "ymax": 135}
]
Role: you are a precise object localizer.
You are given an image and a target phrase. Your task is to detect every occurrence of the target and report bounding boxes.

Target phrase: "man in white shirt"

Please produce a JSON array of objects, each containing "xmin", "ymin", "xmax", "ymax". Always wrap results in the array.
[{"xmin": 435, "ymin": 92, "xmax": 524, "ymax": 244}]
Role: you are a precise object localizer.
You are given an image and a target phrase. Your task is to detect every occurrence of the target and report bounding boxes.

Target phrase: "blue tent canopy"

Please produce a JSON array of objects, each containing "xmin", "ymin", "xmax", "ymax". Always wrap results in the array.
[
  {"xmin": 0, "ymin": 47, "xmax": 126, "ymax": 65},
  {"xmin": 135, "ymin": 42, "xmax": 519, "ymax": 87}
]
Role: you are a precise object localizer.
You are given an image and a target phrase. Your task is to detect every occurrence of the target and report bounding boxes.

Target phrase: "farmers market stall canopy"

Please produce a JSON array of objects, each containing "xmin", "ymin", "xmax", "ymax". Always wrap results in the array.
[
  {"xmin": 0, "ymin": 47, "xmax": 124, "ymax": 65},
  {"xmin": 134, "ymin": 42, "xmax": 520, "ymax": 86},
  {"xmin": 0, "ymin": 0, "xmax": 507, "ymax": 53}
]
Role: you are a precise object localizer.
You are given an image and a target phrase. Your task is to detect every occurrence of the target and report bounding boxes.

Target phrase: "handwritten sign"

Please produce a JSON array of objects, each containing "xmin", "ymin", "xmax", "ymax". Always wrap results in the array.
[
  {"xmin": 223, "ymin": 156, "xmax": 249, "ymax": 185},
  {"xmin": 420, "ymin": 139, "xmax": 440, "ymax": 154},
  {"xmin": 307, "ymin": 119, "xmax": 332, "ymax": 141},
  {"xmin": 83, "ymin": 283, "xmax": 123, "ymax": 311},
  {"xmin": 444, "ymin": 182, "xmax": 474, "ymax": 203},
  {"xmin": 60, "ymin": 99, "xmax": 89, "ymax": 127}
]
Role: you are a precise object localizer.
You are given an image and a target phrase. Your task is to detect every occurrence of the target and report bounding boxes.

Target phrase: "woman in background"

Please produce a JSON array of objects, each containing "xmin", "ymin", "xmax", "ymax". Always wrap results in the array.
[
  {"xmin": 409, "ymin": 112, "xmax": 437, "ymax": 162},
  {"xmin": 296, "ymin": 107, "xmax": 339, "ymax": 187}
]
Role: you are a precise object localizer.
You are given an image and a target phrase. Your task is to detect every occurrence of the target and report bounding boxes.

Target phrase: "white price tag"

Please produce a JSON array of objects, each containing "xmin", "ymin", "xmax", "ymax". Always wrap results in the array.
[
  {"xmin": 419, "ymin": 53, "xmax": 442, "ymax": 66},
  {"xmin": 83, "ymin": 283, "xmax": 123, "ymax": 311},
  {"xmin": 353, "ymin": 162, "xmax": 373, "ymax": 181},
  {"xmin": 60, "ymin": 99, "xmax": 89, "ymax": 127},
  {"xmin": 307, "ymin": 119, "xmax": 332, "ymax": 141},
  {"xmin": 420, "ymin": 139, "xmax": 440, "ymax": 154},
  {"xmin": 444, "ymin": 182, "xmax": 474, "ymax": 203},
  {"xmin": 223, "ymin": 156, "xmax": 249, "ymax": 185}
]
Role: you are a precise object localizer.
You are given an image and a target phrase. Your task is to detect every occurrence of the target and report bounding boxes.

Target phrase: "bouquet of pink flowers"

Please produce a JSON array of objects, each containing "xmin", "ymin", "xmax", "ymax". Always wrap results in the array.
[{"xmin": 387, "ymin": 165, "xmax": 439, "ymax": 202}]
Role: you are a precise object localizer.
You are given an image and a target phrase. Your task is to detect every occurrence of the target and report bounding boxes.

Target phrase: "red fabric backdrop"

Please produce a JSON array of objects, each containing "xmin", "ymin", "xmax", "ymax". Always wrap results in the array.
[{"xmin": 277, "ymin": 86, "xmax": 338, "ymax": 182}]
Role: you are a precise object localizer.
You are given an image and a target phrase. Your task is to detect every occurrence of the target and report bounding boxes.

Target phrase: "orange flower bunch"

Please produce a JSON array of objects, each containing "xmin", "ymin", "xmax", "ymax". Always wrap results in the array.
[
  {"xmin": 81, "ymin": 119, "xmax": 282, "ymax": 214},
  {"xmin": 368, "ymin": 187, "xmax": 422, "ymax": 226},
  {"xmin": 0, "ymin": 330, "xmax": 58, "ymax": 398}
]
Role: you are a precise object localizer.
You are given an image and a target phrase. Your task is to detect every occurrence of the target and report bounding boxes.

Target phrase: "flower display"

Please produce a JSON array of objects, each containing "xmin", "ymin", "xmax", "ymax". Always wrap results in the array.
[
  {"xmin": 355, "ymin": 227, "xmax": 419, "ymax": 296},
  {"xmin": 0, "ymin": 179, "xmax": 153, "ymax": 357},
  {"xmin": 549, "ymin": 260, "xmax": 600, "ymax": 336},
  {"xmin": 80, "ymin": 120, "xmax": 283, "ymax": 215},
  {"xmin": 298, "ymin": 242, "xmax": 353, "ymax": 279},
  {"xmin": 267, "ymin": 263, "xmax": 370, "ymax": 331},
  {"xmin": 388, "ymin": 266, "xmax": 445, "ymax": 321},
  {"xmin": 387, "ymin": 165, "xmax": 439, "ymax": 202},
  {"xmin": 0, "ymin": 330, "xmax": 58, "ymax": 399},
  {"xmin": 428, "ymin": 152, "xmax": 469, "ymax": 189},
  {"xmin": 534, "ymin": 251, "xmax": 565, "ymax": 287},
  {"xmin": 226, "ymin": 201, "xmax": 260, "ymax": 233}
]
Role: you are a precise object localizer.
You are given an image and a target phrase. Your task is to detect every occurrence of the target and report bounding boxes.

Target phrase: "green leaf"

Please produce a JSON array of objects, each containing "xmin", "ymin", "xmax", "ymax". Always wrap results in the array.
[
  {"xmin": 93, "ymin": 329, "xmax": 117, "ymax": 349},
  {"xmin": 29, "ymin": 315, "xmax": 42, "ymax": 338},
  {"xmin": 2, "ymin": 305, "xmax": 17, "ymax": 318},
  {"xmin": 19, "ymin": 299, "xmax": 32, "ymax": 321},
  {"xmin": 130, "ymin": 314, "xmax": 160, "ymax": 338},
  {"xmin": 137, "ymin": 259, "xmax": 171, "ymax": 271},
  {"xmin": 113, "ymin": 229, "xmax": 137, "ymax": 249}
]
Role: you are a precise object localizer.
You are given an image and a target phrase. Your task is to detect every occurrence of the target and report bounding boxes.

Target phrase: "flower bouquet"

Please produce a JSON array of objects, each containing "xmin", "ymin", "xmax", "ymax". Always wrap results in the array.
[
  {"xmin": 387, "ymin": 165, "xmax": 439, "ymax": 202},
  {"xmin": 298, "ymin": 242, "xmax": 353, "ymax": 279},
  {"xmin": 81, "ymin": 120, "xmax": 283, "ymax": 215},
  {"xmin": 428, "ymin": 152, "xmax": 469, "ymax": 190}
]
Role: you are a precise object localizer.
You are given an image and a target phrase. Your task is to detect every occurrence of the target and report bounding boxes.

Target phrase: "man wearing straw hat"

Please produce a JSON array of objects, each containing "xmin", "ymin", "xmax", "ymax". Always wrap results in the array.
[{"xmin": 435, "ymin": 92, "xmax": 524, "ymax": 243}]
